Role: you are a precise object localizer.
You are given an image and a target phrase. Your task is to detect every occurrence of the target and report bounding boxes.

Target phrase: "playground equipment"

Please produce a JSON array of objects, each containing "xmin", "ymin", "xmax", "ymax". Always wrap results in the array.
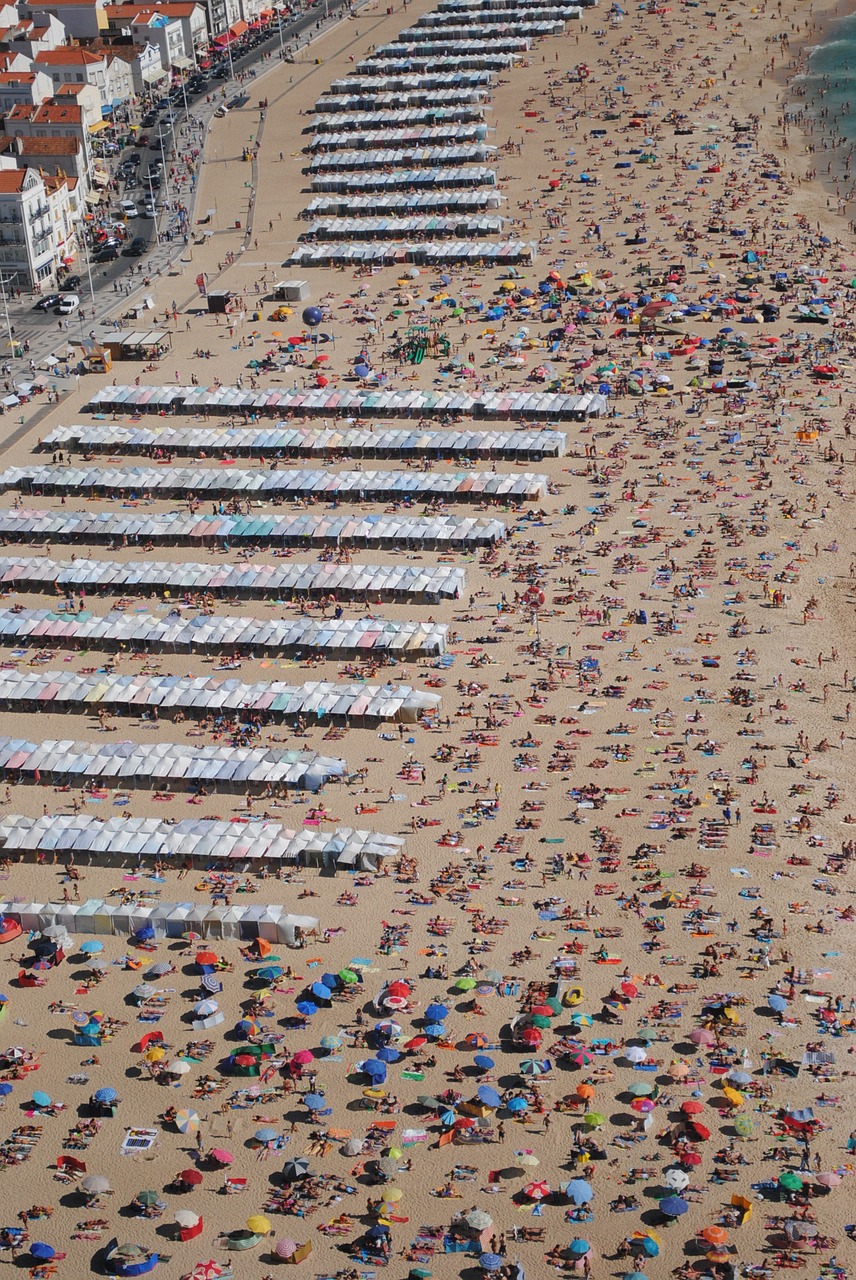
[{"xmin": 394, "ymin": 322, "xmax": 451, "ymax": 365}]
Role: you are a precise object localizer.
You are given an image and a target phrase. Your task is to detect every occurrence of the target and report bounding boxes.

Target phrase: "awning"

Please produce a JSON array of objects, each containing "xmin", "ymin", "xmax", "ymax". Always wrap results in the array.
[
  {"xmin": 88, "ymin": 120, "xmax": 111, "ymax": 134},
  {"xmin": 229, "ymin": 19, "xmax": 248, "ymax": 36},
  {"xmin": 171, "ymin": 55, "xmax": 193, "ymax": 69}
]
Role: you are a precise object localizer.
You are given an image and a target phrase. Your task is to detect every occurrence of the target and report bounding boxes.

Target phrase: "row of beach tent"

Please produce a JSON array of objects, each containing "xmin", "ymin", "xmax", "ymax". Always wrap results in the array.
[
  {"xmin": 42, "ymin": 423, "xmax": 568, "ymax": 460},
  {"xmin": 301, "ymin": 214, "xmax": 505, "ymax": 239},
  {"xmin": 6, "ymin": 464, "xmax": 550, "ymax": 501},
  {"xmin": 307, "ymin": 123, "xmax": 488, "ymax": 150},
  {"xmin": 0, "ymin": 607, "xmax": 449, "ymax": 657},
  {"xmin": 0, "ymin": 556, "xmax": 467, "ymax": 602},
  {"xmin": 0, "ymin": 671, "xmax": 443, "ymax": 724},
  {"xmin": 309, "ymin": 165, "xmax": 495, "ymax": 192},
  {"xmin": 305, "ymin": 143, "xmax": 495, "ymax": 172},
  {"xmin": 0, "ymin": 737, "xmax": 346, "ymax": 791},
  {"xmin": 306, "ymin": 105, "xmax": 489, "ymax": 131},
  {"xmin": 0, "ymin": 814, "xmax": 404, "ymax": 870},
  {"xmin": 0, "ymin": 509, "xmax": 505, "ymax": 548},
  {"xmin": 303, "ymin": 190, "xmax": 501, "ymax": 216},
  {"xmin": 287, "ymin": 239, "xmax": 536, "ymax": 267},
  {"xmin": 84, "ymin": 384, "xmax": 606, "ymax": 419},
  {"xmin": 313, "ymin": 87, "xmax": 491, "ymax": 112},
  {"xmin": 0, "ymin": 895, "xmax": 319, "ymax": 944},
  {"xmin": 326, "ymin": 71, "xmax": 493, "ymax": 95}
]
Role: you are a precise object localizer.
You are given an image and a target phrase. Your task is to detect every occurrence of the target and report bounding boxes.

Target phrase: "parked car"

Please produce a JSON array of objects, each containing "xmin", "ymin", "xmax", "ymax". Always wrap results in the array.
[
  {"xmin": 61, "ymin": 274, "xmax": 82, "ymax": 291},
  {"xmin": 119, "ymin": 199, "xmax": 138, "ymax": 218},
  {"xmin": 94, "ymin": 246, "xmax": 119, "ymax": 263},
  {"xmin": 34, "ymin": 293, "xmax": 61, "ymax": 312},
  {"xmin": 127, "ymin": 236, "xmax": 149, "ymax": 257},
  {"xmin": 56, "ymin": 294, "xmax": 80, "ymax": 313}
]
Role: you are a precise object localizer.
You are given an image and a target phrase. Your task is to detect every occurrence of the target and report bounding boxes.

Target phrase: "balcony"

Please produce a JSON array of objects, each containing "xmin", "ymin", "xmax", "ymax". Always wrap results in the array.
[{"xmin": 29, "ymin": 205, "xmax": 50, "ymax": 223}]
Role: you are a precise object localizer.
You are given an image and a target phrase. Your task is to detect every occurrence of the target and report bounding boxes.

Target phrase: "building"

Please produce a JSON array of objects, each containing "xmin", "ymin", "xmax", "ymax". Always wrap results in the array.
[
  {"xmin": 105, "ymin": 0, "xmax": 208, "ymax": 62},
  {"xmin": 34, "ymin": 47, "xmax": 112, "ymax": 108},
  {"xmin": 5, "ymin": 98, "xmax": 93, "ymax": 185},
  {"xmin": 0, "ymin": 159, "xmax": 55, "ymax": 289},
  {"xmin": 103, "ymin": 5, "xmax": 191, "ymax": 71},
  {"xmin": 19, "ymin": 0, "xmax": 108, "ymax": 41},
  {"xmin": 0, "ymin": 68, "xmax": 54, "ymax": 112},
  {"xmin": 0, "ymin": 10, "xmax": 67, "ymax": 59}
]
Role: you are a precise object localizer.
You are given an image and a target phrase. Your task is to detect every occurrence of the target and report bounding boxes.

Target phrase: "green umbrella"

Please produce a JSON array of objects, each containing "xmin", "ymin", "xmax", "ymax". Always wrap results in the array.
[
  {"xmin": 530, "ymin": 1015, "xmax": 551, "ymax": 1029},
  {"xmin": 779, "ymin": 1172, "xmax": 803, "ymax": 1192},
  {"xmin": 338, "ymin": 970, "xmax": 358, "ymax": 984},
  {"xmin": 627, "ymin": 1081, "xmax": 657, "ymax": 1097},
  {"xmin": 635, "ymin": 1028, "xmax": 659, "ymax": 1041},
  {"xmin": 455, "ymin": 978, "xmax": 476, "ymax": 991},
  {"xmin": 545, "ymin": 998, "xmax": 562, "ymax": 1016},
  {"xmin": 135, "ymin": 1191, "xmax": 160, "ymax": 1206},
  {"xmin": 733, "ymin": 1115, "xmax": 755, "ymax": 1137},
  {"xmin": 584, "ymin": 1112, "xmax": 606, "ymax": 1128}
]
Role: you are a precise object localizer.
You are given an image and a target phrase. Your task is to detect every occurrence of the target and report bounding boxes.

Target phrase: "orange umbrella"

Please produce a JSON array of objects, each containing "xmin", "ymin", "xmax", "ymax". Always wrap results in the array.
[
  {"xmin": 195, "ymin": 952, "xmax": 218, "ymax": 966},
  {"xmin": 701, "ymin": 1226, "xmax": 728, "ymax": 1248},
  {"xmin": 576, "ymin": 1083, "xmax": 596, "ymax": 1101}
]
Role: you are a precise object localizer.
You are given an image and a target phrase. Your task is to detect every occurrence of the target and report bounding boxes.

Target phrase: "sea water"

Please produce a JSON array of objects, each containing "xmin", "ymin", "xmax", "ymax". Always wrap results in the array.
[{"xmin": 803, "ymin": 10, "xmax": 856, "ymax": 142}]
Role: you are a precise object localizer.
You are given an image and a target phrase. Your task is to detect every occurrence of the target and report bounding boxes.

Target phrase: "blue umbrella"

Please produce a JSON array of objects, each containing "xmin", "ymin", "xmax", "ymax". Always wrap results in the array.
[
  {"xmin": 506, "ymin": 1097, "xmax": 528, "ymax": 1113},
  {"xmin": 134, "ymin": 926, "xmax": 155, "ymax": 941},
  {"xmin": 564, "ymin": 1179, "xmax": 593, "ymax": 1205},
  {"xmin": 29, "ymin": 1244, "xmax": 55, "ymax": 1261},
  {"xmin": 480, "ymin": 1254, "xmax": 503, "ymax": 1272},
  {"xmin": 424, "ymin": 1023, "xmax": 446, "ymax": 1038},
  {"xmin": 256, "ymin": 966, "xmax": 284, "ymax": 982},
  {"xmin": 477, "ymin": 1085, "xmax": 501, "ymax": 1109},
  {"xmin": 321, "ymin": 973, "xmax": 338, "ymax": 990},
  {"xmin": 310, "ymin": 982, "xmax": 333, "ymax": 1002},
  {"xmin": 473, "ymin": 1055, "xmax": 495, "ymax": 1071},
  {"xmin": 768, "ymin": 994, "xmax": 787, "ymax": 1012},
  {"xmin": 0, "ymin": 1083, "xmax": 12, "ymax": 1096},
  {"xmin": 303, "ymin": 1094, "xmax": 325, "ymax": 1110},
  {"xmin": 363, "ymin": 1060, "xmax": 387, "ymax": 1082},
  {"xmin": 80, "ymin": 940, "xmax": 103, "ymax": 953},
  {"xmin": 254, "ymin": 1127, "xmax": 278, "ymax": 1143},
  {"xmin": 625, "ymin": 1273, "xmax": 650, "ymax": 1280},
  {"xmin": 295, "ymin": 1001, "xmax": 317, "ymax": 1016},
  {"xmin": 640, "ymin": 1238, "xmax": 660, "ymax": 1257},
  {"xmin": 201, "ymin": 974, "xmax": 222, "ymax": 993},
  {"xmin": 376, "ymin": 1047, "xmax": 399, "ymax": 1063},
  {"xmin": 93, "ymin": 1087, "xmax": 117, "ymax": 1103},
  {"xmin": 439, "ymin": 1110, "xmax": 457, "ymax": 1127},
  {"xmin": 660, "ymin": 1196, "xmax": 689, "ymax": 1217},
  {"xmin": 367, "ymin": 1224, "xmax": 389, "ymax": 1240},
  {"xmin": 424, "ymin": 1003, "xmax": 448, "ymax": 1022},
  {"xmin": 236, "ymin": 1019, "xmax": 257, "ymax": 1037},
  {"xmin": 32, "ymin": 1090, "xmax": 51, "ymax": 1107},
  {"xmin": 569, "ymin": 1239, "xmax": 591, "ymax": 1255}
]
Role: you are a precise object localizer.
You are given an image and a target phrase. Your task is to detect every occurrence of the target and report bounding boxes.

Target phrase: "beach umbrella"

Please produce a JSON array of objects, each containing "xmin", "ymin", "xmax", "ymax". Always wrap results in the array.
[
  {"xmin": 303, "ymin": 1094, "xmax": 325, "ymax": 1111},
  {"xmin": 576, "ymin": 1083, "xmax": 596, "ymax": 1101},
  {"xmin": 283, "ymin": 1157, "xmax": 309, "ymax": 1181},
  {"xmin": 374, "ymin": 1020, "xmax": 402, "ymax": 1037},
  {"xmin": 814, "ymin": 1171, "xmax": 841, "ymax": 1187},
  {"xmin": 569, "ymin": 1049, "xmax": 593, "ymax": 1067},
  {"xmin": 506, "ymin": 1098, "xmax": 528, "ymax": 1113},
  {"xmin": 0, "ymin": 1083, "xmax": 11, "ymax": 1096},
  {"xmin": 474, "ymin": 1055, "xmax": 495, "ymax": 1071},
  {"xmin": 320, "ymin": 1035, "xmax": 343, "ymax": 1051},
  {"xmin": 627, "ymin": 1082, "xmax": 656, "ymax": 1097},
  {"xmin": 779, "ymin": 1172, "xmax": 803, "ymax": 1192},
  {"xmin": 174, "ymin": 1109, "xmax": 199, "ymax": 1133},
  {"xmin": 424, "ymin": 1024, "xmax": 446, "ymax": 1039},
  {"xmin": 363, "ymin": 1060, "xmax": 387, "ymax": 1082},
  {"xmin": 291, "ymin": 1050, "xmax": 314, "ymax": 1066},
  {"xmin": 631, "ymin": 1099, "xmax": 655, "ymax": 1114},
  {"xmin": 376, "ymin": 1047, "xmax": 400, "ymax": 1064},
  {"xmin": 464, "ymin": 1032, "xmax": 489, "ymax": 1048},
  {"xmin": 516, "ymin": 1153, "xmax": 539, "ymax": 1168},
  {"xmin": 439, "ymin": 1110, "xmax": 458, "ymax": 1128},
  {"xmin": 194, "ymin": 1000, "xmax": 219, "ymax": 1017},
  {"xmin": 382, "ymin": 1188, "xmax": 403, "ymax": 1203},
  {"xmin": 247, "ymin": 1216, "xmax": 270, "ymax": 1236},
  {"xmin": 94, "ymin": 1087, "xmax": 118, "ymax": 1104},
  {"xmin": 456, "ymin": 978, "xmax": 476, "ymax": 991},
  {"xmin": 464, "ymin": 1210, "xmax": 493, "ymax": 1232},
  {"xmin": 680, "ymin": 1100, "xmax": 704, "ymax": 1115},
  {"xmin": 636, "ymin": 1236, "xmax": 660, "ymax": 1257},
  {"xmin": 135, "ymin": 926, "xmax": 155, "ymax": 942},
  {"xmin": 731, "ymin": 1194, "xmax": 752, "ymax": 1224},
  {"xmin": 668, "ymin": 1062, "xmax": 690, "ymax": 1080},
  {"xmin": 678, "ymin": 1152, "xmax": 703, "ymax": 1167},
  {"xmin": 529, "ymin": 1015, "xmax": 551, "ymax": 1030},
  {"xmin": 480, "ymin": 1255, "xmax": 503, "ymax": 1273},
  {"xmin": 701, "ymin": 1226, "xmax": 728, "ymax": 1247},
  {"xmin": 274, "ymin": 1239, "xmax": 297, "ymax": 1260},
  {"xmin": 424, "ymin": 1003, "xmax": 448, "ymax": 1022},
  {"xmin": 209, "ymin": 1149, "xmax": 234, "ymax": 1165},
  {"xmin": 568, "ymin": 1013, "xmax": 593, "ymax": 1027},
  {"xmin": 722, "ymin": 1085, "xmax": 744, "ymax": 1108},
  {"xmin": 178, "ymin": 1168, "xmax": 203, "ymax": 1186},
  {"xmin": 664, "ymin": 1168, "xmax": 690, "ymax": 1190},
  {"xmin": 175, "ymin": 1210, "xmax": 200, "ymax": 1228},
  {"xmin": 167, "ymin": 1060, "xmax": 191, "ymax": 1075},
  {"xmin": 768, "ymin": 994, "xmax": 787, "ymax": 1013},
  {"xmin": 477, "ymin": 1086, "xmax": 502, "ymax": 1109},
  {"xmin": 254, "ymin": 1128, "xmax": 279, "ymax": 1144},
  {"xmin": 201, "ymin": 976, "xmax": 222, "ymax": 994},
  {"xmin": 689, "ymin": 1029, "xmax": 715, "ymax": 1045},
  {"xmin": 136, "ymin": 1191, "xmax": 160, "ymax": 1206},
  {"xmin": 564, "ymin": 1179, "xmax": 593, "ymax": 1205},
  {"xmin": 519, "ymin": 1059, "xmax": 550, "ymax": 1077},
  {"xmin": 256, "ymin": 966, "xmax": 284, "ymax": 983},
  {"xmin": 80, "ymin": 940, "xmax": 103, "ymax": 954},
  {"xmin": 727, "ymin": 1070, "xmax": 753, "ymax": 1085},
  {"xmin": 624, "ymin": 1273, "xmax": 649, "ymax": 1280},
  {"xmin": 523, "ymin": 1181, "xmax": 550, "ymax": 1200},
  {"xmin": 626, "ymin": 1046, "xmax": 647, "ymax": 1064},
  {"xmin": 584, "ymin": 1112, "xmax": 605, "ymax": 1128},
  {"xmin": 310, "ymin": 983, "xmax": 333, "ymax": 1002},
  {"xmin": 30, "ymin": 1244, "xmax": 55, "ymax": 1260},
  {"xmin": 569, "ymin": 1239, "xmax": 591, "ymax": 1255},
  {"xmin": 733, "ymin": 1115, "xmax": 755, "ymax": 1137},
  {"xmin": 660, "ymin": 1197, "xmax": 689, "ymax": 1217},
  {"xmin": 82, "ymin": 1175, "xmax": 111, "ymax": 1194},
  {"xmin": 32, "ymin": 1090, "xmax": 52, "ymax": 1107},
  {"xmin": 338, "ymin": 970, "xmax": 358, "ymax": 985},
  {"xmin": 688, "ymin": 1121, "xmax": 711, "ymax": 1141}
]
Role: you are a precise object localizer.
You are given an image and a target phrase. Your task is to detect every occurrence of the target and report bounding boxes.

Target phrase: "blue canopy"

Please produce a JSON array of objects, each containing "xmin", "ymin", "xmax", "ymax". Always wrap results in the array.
[
  {"xmin": 424, "ymin": 1003, "xmax": 449, "ymax": 1022},
  {"xmin": 476, "ymin": 1085, "xmax": 501, "ymax": 1109}
]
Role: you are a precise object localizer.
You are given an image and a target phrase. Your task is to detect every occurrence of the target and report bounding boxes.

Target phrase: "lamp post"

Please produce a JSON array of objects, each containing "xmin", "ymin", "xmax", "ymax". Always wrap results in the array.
[{"xmin": 0, "ymin": 270, "xmax": 16, "ymax": 363}]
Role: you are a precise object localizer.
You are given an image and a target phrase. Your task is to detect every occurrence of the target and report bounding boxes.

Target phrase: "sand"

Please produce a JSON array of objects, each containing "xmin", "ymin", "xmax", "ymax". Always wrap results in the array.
[{"xmin": 0, "ymin": 0, "xmax": 852, "ymax": 1277}]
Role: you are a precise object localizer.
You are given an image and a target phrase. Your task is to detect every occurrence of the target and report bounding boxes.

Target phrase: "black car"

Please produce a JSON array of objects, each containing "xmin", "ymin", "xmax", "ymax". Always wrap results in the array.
[
  {"xmin": 141, "ymin": 111, "xmax": 158, "ymax": 127},
  {"xmin": 35, "ymin": 293, "xmax": 61, "ymax": 311},
  {"xmin": 126, "ymin": 236, "xmax": 149, "ymax": 257},
  {"xmin": 61, "ymin": 275, "xmax": 82, "ymax": 291},
  {"xmin": 94, "ymin": 245, "xmax": 119, "ymax": 263}
]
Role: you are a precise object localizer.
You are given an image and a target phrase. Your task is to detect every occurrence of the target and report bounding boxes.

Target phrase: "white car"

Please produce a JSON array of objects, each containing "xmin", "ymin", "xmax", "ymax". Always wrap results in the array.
[
  {"xmin": 57, "ymin": 294, "xmax": 80, "ymax": 314},
  {"xmin": 143, "ymin": 201, "xmax": 160, "ymax": 219},
  {"xmin": 119, "ymin": 199, "xmax": 138, "ymax": 218}
]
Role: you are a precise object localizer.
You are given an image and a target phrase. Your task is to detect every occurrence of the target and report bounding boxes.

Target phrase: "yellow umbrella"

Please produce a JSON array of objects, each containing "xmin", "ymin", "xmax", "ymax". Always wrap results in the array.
[
  {"xmin": 382, "ymin": 1188, "xmax": 403, "ymax": 1203},
  {"xmin": 731, "ymin": 1194, "xmax": 752, "ymax": 1224},
  {"xmin": 500, "ymin": 280, "xmax": 516, "ymax": 291},
  {"xmin": 144, "ymin": 1046, "xmax": 165, "ymax": 1062},
  {"xmin": 247, "ymin": 1215, "xmax": 270, "ymax": 1235},
  {"xmin": 722, "ymin": 1085, "xmax": 744, "ymax": 1108},
  {"xmin": 721, "ymin": 1006, "xmax": 738, "ymax": 1022},
  {"xmin": 363, "ymin": 1087, "xmax": 387, "ymax": 1100}
]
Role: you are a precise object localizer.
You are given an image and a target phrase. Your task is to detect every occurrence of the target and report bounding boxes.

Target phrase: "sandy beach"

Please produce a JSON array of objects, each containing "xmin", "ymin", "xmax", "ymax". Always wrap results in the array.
[{"xmin": 0, "ymin": 1, "xmax": 851, "ymax": 1279}]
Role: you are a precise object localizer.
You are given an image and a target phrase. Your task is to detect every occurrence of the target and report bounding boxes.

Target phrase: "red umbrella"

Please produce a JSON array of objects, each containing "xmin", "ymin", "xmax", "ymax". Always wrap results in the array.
[
  {"xmin": 404, "ymin": 1037, "xmax": 427, "ymax": 1050},
  {"xmin": 520, "ymin": 1028, "xmax": 542, "ymax": 1046},
  {"xmin": 195, "ymin": 952, "xmax": 218, "ymax": 966},
  {"xmin": 689, "ymin": 1122, "xmax": 711, "ymax": 1141},
  {"xmin": 523, "ymin": 1180, "xmax": 551, "ymax": 1200},
  {"xmin": 179, "ymin": 1169, "xmax": 203, "ymax": 1185},
  {"xmin": 291, "ymin": 1050, "xmax": 313, "ymax": 1065},
  {"xmin": 315, "ymin": 376, "xmax": 328, "ymax": 387},
  {"xmin": 681, "ymin": 1101, "xmax": 705, "ymax": 1115},
  {"xmin": 234, "ymin": 1054, "xmax": 255, "ymax": 1066},
  {"xmin": 387, "ymin": 981, "xmax": 410, "ymax": 996},
  {"xmin": 530, "ymin": 1005, "xmax": 554, "ymax": 1018},
  {"xmin": 620, "ymin": 981, "xmax": 638, "ymax": 998},
  {"xmin": 679, "ymin": 1151, "xmax": 703, "ymax": 1166},
  {"xmin": 453, "ymin": 1117, "xmax": 476, "ymax": 1129}
]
